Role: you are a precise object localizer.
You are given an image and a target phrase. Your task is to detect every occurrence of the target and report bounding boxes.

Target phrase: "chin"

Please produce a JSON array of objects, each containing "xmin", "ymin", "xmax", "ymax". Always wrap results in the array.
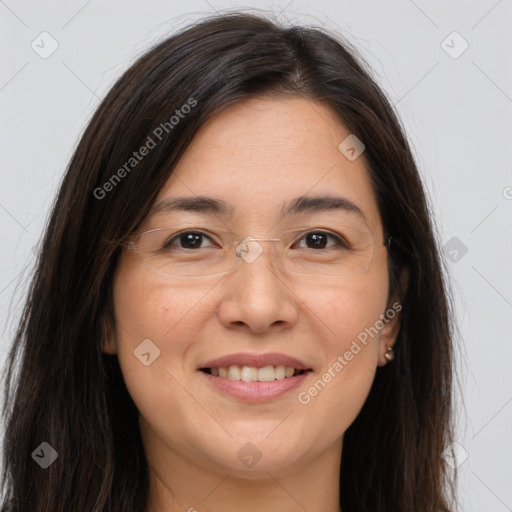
[{"xmin": 198, "ymin": 428, "xmax": 310, "ymax": 474}]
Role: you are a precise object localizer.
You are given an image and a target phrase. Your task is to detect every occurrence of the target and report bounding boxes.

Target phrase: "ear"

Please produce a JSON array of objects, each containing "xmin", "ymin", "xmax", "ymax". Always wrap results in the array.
[
  {"xmin": 377, "ymin": 267, "xmax": 409, "ymax": 366},
  {"xmin": 101, "ymin": 316, "xmax": 118, "ymax": 355}
]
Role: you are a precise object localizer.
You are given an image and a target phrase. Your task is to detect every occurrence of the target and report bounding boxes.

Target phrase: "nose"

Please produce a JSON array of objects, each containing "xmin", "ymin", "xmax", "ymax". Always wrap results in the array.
[{"xmin": 217, "ymin": 238, "xmax": 299, "ymax": 334}]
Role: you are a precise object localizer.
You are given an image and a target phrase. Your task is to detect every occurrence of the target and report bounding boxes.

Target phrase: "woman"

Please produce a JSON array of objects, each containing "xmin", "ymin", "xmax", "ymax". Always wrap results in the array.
[{"xmin": 1, "ymin": 12, "xmax": 458, "ymax": 512}]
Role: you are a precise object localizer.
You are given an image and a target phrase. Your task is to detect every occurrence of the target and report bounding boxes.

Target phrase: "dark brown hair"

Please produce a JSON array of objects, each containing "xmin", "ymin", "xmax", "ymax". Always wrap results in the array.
[{"xmin": 1, "ymin": 12, "xmax": 458, "ymax": 512}]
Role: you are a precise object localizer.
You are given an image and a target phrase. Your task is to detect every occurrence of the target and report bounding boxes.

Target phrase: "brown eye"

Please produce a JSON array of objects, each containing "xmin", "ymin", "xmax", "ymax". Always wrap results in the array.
[
  {"xmin": 164, "ymin": 231, "xmax": 215, "ymax": 250},
  {"xmin": 294, "ymin": 231, "xmax": 348, "ymax": 250}
]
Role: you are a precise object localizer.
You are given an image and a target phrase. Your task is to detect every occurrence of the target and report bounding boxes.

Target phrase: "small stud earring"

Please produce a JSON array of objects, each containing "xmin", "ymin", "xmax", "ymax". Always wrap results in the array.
[{"xmin": 384, "ymin": 346, "xmax": 394, "ymax": 362}]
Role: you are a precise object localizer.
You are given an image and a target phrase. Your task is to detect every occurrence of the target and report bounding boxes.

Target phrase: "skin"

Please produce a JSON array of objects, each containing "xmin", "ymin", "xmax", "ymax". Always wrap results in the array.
[{"xmin": 105, "ymin": 96, "xmax": 408, "ymax": 512}]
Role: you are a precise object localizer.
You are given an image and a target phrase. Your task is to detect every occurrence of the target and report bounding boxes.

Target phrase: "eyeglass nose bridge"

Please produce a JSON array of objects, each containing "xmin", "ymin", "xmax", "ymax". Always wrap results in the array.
[{"xmin": 234, "ymin": 236, "xmax": 281, "ymax": 265}]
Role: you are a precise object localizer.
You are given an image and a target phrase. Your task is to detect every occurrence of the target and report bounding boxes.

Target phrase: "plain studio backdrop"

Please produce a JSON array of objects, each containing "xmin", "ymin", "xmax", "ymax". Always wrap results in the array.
[{"xmin": 0, "ymin": 1, "xmax": 511, "ymax": 509}]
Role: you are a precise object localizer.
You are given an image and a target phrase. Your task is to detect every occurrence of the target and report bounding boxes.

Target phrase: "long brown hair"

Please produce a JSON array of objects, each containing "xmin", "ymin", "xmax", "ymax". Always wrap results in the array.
[{"xmin": 1, "ymin": 12, "xmax": 458, "ymax": 511}]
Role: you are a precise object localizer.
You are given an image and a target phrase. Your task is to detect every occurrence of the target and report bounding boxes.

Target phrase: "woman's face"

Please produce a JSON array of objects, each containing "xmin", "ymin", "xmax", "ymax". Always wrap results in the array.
[{"xmin": 108, "ymin": 96, "xmax": 401, "ymax": 477}]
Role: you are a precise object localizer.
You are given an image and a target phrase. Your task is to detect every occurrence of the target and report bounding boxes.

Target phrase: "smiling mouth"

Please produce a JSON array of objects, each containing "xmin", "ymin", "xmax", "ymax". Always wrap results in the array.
[{"xmin": 200, "ymin": 365, "xmax": 311, "ymax": 382}]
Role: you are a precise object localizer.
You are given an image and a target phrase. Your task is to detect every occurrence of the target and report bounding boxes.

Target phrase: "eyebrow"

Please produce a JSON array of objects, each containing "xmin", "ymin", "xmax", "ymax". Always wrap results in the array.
[{"xmin": 151, "ymin": 194, "xmax": 367, "ymax": 222}]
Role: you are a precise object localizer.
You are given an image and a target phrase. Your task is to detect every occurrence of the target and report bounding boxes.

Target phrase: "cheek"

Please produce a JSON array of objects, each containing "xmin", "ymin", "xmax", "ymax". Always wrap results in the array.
[
  {"xmin": 304, "ymin": 261, "xmax": 389, "ymax": 355},
  {"xmin": 111, "ymin": 260, "xmax": 211, "ymax": 405},
  {"xmin": 112, "ymin": 251, "xmax": 214, "ymax": 350},
  {"xmin": 294, "ymin": 269, "xmax": 388, "ymax": 430}
]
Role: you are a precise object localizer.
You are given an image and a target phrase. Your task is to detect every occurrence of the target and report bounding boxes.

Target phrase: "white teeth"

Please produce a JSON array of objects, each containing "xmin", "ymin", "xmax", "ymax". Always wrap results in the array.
[
  {"xmin": 275, "ymin": 365, "xmax": 286, "ymax": 379},
  {"xmin": 241, "ymin": 366, "xmax": 258, "ymax": 382},
  {"xmin": 257, "ymin": 365, "xmax": 275, "ymax": 382},
  {"xmin": 228, "ymin": 365, "xmax": 241, "ymax": 380},
  {"xmin": 209, "ymin": 364, "xmax": 300, "ymax": 381}
]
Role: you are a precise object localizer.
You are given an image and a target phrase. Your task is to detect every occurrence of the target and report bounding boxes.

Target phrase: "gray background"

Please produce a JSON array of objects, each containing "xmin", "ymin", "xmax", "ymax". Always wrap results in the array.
[{"xmin": 1, "ymin": 1, "xmax": 511, "ymax": 509}]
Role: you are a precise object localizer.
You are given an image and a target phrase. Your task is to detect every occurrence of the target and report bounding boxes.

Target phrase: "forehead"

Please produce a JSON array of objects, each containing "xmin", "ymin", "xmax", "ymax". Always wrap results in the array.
[{"xmin": 151, "ymin": 96, "xmax": 383, "ymax": 235}]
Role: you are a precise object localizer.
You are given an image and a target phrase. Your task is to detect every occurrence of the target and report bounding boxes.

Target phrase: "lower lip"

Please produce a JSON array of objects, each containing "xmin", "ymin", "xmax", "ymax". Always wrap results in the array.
[{"xmin": 199, "ymin": 370, "xmax": 311, "ymax": 403}]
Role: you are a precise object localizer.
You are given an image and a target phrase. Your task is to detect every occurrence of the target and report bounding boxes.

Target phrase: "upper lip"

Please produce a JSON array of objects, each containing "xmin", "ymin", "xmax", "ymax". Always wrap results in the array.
[{"xmin": 199, "ymin": 352, "xmax": 312, "ymax": 370}]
